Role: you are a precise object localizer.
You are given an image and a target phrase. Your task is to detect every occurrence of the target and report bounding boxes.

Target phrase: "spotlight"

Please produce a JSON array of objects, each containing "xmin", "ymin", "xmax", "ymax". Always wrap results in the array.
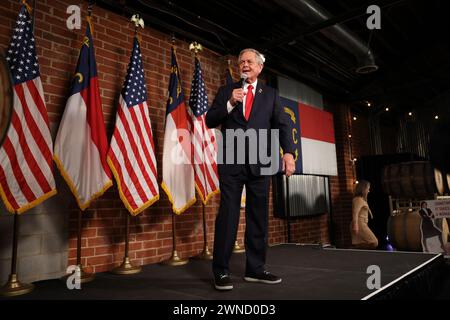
[
  {"xmin": 385, "ymin": 107, "xmax": 389, "ymax": 111},
  {"xmin": 353, "ymin": 116, "xmax": 357, "ymax": 121},
  {"xmin": 435, "ymin": 115, "xmax": 439, "ymax": 120},
  {"xmin": 408, "ymin": 112, "xmax": 412, "ymax": 116}
]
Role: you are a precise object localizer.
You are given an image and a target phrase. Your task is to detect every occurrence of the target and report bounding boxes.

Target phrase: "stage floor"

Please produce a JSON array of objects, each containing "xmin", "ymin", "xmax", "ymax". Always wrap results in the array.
[{"xmin": 1, "ymin": 244, "xmax": 444, "ymax": 300}]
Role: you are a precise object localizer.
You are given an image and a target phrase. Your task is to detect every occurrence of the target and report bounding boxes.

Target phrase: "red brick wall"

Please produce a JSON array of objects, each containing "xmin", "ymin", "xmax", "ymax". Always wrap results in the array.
[{"xmin": 0, "ymin": 0, "xmax": 350, "ymax": 273}]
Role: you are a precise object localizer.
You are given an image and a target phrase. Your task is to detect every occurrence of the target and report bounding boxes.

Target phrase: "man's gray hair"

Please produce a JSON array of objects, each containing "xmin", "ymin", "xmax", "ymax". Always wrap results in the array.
[{"xmin": 238, "ymin": 48, "xmax": 266, "ymax": 65}]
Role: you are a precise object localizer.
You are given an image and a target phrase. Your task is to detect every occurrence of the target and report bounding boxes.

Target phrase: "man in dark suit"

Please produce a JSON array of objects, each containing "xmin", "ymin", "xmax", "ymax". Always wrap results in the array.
[{"xmin": 206, "ymin": 48, "xmax": 295, "ymax": 291}]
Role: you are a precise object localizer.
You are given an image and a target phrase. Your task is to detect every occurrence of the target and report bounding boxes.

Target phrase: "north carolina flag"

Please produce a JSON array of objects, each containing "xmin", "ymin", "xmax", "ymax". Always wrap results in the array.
[
  {"xmin": 161, "ymin": 47, "xmax": 196, "ymax": 214},
  {"xmin": 298, "ymin": 103, "xmax": 337, "ymax": 176},
  {"xmin": 279, "ymin": 97, "xmax": 337, "ymax": 176},
  {"xmin": 54, "ymin": 18, "xmax": 112, "ymax": 210}
]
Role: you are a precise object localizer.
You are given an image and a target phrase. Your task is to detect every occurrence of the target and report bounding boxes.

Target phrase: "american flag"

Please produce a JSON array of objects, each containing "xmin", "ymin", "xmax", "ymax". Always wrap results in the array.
[
  {"xmin": 0, "ymin": 5, "xmax": 56, "ymax": 213},
  {"xmin": 189, "ymin": 57, "xmax": 218, "ymax": 204},
  {"xmin": 107, "ymin": 37, "xmax": 159, "ymax": 215}
]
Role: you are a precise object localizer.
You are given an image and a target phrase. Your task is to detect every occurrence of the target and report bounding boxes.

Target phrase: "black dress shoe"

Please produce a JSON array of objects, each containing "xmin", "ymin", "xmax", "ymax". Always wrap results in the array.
[
  {"xmin": 244, "ymin": 271, "xmax": 282, "ymax": 284},
  {"xmin": 214, "ymin": 273, "xmax": 233, "ymax": 291}
]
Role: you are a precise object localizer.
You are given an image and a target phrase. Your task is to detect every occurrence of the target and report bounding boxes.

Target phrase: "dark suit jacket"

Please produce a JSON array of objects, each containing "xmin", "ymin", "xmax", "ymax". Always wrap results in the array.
[{"xmin": 205, "ymin": 81, "xmax": 295, "ymax": 176}]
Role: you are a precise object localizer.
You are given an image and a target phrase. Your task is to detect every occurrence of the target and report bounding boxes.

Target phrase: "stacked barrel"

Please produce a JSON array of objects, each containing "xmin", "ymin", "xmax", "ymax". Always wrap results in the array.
[{"xmin": 382, "ymin": 161, "xmax": 449, "ymax": 251}]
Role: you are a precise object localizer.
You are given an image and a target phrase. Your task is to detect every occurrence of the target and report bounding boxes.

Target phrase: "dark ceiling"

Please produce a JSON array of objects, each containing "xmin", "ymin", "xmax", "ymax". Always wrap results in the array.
[{"xmin": 97, "ymin": 0, "xmax": 449, "ymax": 116}]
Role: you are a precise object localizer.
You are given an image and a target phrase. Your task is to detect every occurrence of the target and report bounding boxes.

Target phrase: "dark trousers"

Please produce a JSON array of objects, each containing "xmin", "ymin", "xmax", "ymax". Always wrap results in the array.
[{"xmin": 212, "ymin": 165, "xmax": 270, "ymax": 276}]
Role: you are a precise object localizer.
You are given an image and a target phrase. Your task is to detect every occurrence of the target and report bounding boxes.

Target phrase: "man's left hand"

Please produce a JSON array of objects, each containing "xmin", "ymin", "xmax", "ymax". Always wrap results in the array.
[{"xmin": 282, "ymin": 153, "xmax": 295, "ymax": 177}]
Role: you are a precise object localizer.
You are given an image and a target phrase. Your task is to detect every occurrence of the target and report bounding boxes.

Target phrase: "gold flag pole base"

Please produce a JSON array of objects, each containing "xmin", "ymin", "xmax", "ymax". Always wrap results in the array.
[
  {"xmin": 79, "ymin": 265, "xmax": 95, "ymax": 283},
  {"xmin": 111, "ymin": 257, "xmax": 142, "ymax": 275},
  {"xmin": 194, "ymin": 246, "xmax": 213, "ymax": 260},
  {"xmin": 162, "ymin": 250, "xmax": 189, "ymax": 266},
  {"xmin": 233, "ymin": 241, "xmax": 245, "ymax": 253},
  {"xmin": 0, "ymin": 274, "xmax": 34, "ymax": 297}
]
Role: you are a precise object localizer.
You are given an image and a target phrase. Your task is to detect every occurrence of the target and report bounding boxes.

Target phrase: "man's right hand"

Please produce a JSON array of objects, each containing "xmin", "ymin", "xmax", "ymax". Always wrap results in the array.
[{"xmin": 229, "ymin": 88, "xmax": 245, "ymax": 106}]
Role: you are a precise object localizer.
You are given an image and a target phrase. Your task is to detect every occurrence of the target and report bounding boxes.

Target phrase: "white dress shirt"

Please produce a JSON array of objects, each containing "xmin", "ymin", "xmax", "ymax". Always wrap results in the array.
[{"xmin": 227, "ymin": 79, "xmax": 258, "ymax": 115}]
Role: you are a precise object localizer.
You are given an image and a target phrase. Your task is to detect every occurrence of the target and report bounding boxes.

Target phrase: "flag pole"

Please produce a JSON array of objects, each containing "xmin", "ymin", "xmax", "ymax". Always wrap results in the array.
[
  {"xmin": 74, "ymin": 209, "xmax": 95, "ymax": 282},
  {"xmin": 233, "ymin": 189, "xmax": 245, "ymax": 253},
  {"xmin": 233, "ymin": 186, "xmax": 245, "ymax": 253},
  {"xmin": 196, "ymin": 203, "xmax": 213, "ymax": 260},
  {"xmin": 163, "ymin": 213, "xmax": 189, "ymax": 266},
  {"xmin": 111, "ymin": 213, "xmax": 142, "ymax": 274},
  {"xmin": 188, "ymin": 41, "xmax": 213, "ymax": 260},
  {"xmin": 162, "ymin": 35, "xmax": 188, "ymax": 266},
  {"xmin": 0, "ymin": 214, "xmax": 34, "ymax": 297},
  {"xmin": 64, "ymin": 2, "xmax": 96, "ymax": 284},
  {"xmin": 110, "ymin": 13, "xmax": 146, "ymax": 275}
]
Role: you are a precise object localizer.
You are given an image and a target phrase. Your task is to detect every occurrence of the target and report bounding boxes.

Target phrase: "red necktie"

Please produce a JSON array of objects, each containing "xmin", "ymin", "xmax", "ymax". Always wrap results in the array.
[{"xmin": 244, "ymin": 85, "xmax": 254, "ymax": 121}]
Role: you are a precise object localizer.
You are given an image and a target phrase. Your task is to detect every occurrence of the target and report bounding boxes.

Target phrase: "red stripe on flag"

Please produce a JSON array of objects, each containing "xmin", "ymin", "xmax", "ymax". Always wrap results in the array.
[
  {"xmin": 298, "ymin": 103, "xmax": 335, "ymax": 144},
  {"xmin": 108, "ymin": 151, "xmax": 138, "ymax": 210},
  {"xmin": 170, "ymin": 102, "xmax": 192, "ymax": 160},
  {"xmin": 1, "ymin": 137, "xmax": 35, "ymax": 202},
  {"xmin": 15, "ymin": 83, "xmax": 53, "ymax": 170},
  {"xmin": 11, "ymin": 111, "xmax": 51, "ymax": 193},
  {"xmin": 202, "ymin": 142, "xmax": 218, "ymax": 193},
  {"xmin": 0, "ymin": 164, "xmax": 20, "ymax": 210},
  {"xmin": 128, "ymin": 104, "xmax": 158, "ymax": 196},
  {"xmin": 112, "ymin": 115, "xmax": 148, "ymax": 204},
  {"xmin": 80, "ymin": 77, "xmax": 112, "ymax": 178},
  {"xmin": 138, "ymin": 104, "xmax": 157, "ymax": 177},
  {"xmin": 26, "ymin": 79, "xmax": 51, "ymax": 129}
]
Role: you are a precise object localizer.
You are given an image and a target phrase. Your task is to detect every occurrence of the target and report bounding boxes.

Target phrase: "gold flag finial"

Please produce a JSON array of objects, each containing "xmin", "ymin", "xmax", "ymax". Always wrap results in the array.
[
  {"xmin": 131, "ymin": 14, "xmax": 144, "ymax": 30},
  {"xmin": 189, "ymin": 42, "xmax": 203, "ymax": 55}
]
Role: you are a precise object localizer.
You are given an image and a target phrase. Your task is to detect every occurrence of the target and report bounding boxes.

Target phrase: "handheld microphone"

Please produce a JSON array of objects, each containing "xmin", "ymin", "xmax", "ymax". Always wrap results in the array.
[{"xmin": 240, "ymin": 73, "xmax": 248, "ymax": 89}]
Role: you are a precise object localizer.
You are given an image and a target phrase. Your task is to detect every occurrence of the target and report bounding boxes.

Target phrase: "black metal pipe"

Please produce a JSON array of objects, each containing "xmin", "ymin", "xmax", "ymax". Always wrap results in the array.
[{"xmin": 273, "ymin": 0, "xmax": 405, "ymax": 69}]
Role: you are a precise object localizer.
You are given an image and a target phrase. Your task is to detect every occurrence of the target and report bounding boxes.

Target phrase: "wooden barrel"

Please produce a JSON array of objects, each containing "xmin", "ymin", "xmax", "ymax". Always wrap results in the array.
[
  {"xmin": 445, "ymin": 173, "xmax": 450, "ymax": 195},
  {"xmin": 0, "ymin": 52, "xmax": 12, "ymax": 147},
  {"xmin": 382, "ymin": 161, "xmax": 444, "ymax": 198},
  {"xmin": 387, "ymin": 212, "xmax": 423, "ymax": 251},
  {"xmin": 387, "ymin": 212, "xmax": 449, "ymax": 251}
]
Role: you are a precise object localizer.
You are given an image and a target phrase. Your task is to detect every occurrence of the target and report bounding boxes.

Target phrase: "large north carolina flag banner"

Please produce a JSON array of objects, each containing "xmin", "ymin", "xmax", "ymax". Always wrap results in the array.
[
  {"xmin": 54, "ymin": 18, "xmax": 112, "ymax": 210},
  {"xmin": 107, "ymin": 36, "xmax": 159, "ymax": 215},
  {"xmin": 0, "ymin": 4, "xmax": 56, "ymax": 213},
  {"xmin": 279, "ymin": 97, "xmax": 337, "ymax": 176},
  {"xmin": 161, "ymin": 47, "xmax": 196, "ymax": 214},
  {"xmin": 298, "ymin": 103, "xmax": 337, "ymax": 176}
]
